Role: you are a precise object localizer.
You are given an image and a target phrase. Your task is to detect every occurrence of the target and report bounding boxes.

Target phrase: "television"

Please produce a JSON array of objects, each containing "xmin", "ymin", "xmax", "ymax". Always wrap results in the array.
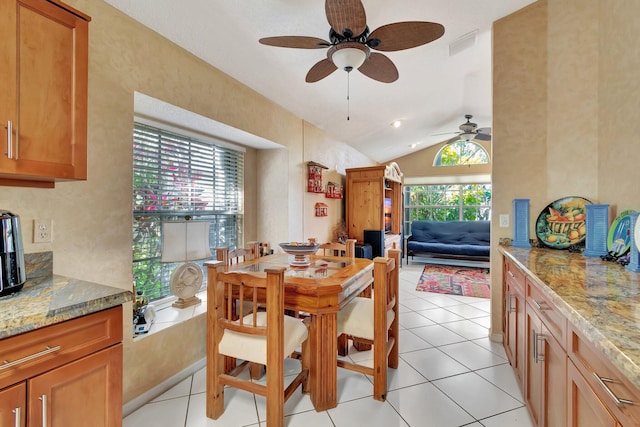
[{"xmin": 384, "ymin": 197, "xmax": 393, "ymax": 233}]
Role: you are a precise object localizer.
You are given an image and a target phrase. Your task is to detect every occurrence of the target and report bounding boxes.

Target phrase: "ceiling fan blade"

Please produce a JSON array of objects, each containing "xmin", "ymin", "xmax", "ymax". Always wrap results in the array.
[
  {"xmin": 306, "ymin": 58, "xmax": 338, "ymax": 82},
  {"xmin": 475, "ymin": 133, "xmax": 491, "ymax": 141},
  {"xmin": 259, "ymin": 36, "xmax": 330, "ymax": 49},
  {"xmin": 477, "ymin": 127, "xmax": 491, "ymax": 134},
  {"xmin": 432, "ymin": 131, "xmax": 460, "ymax": 137},
  {"xmin": 368, "ymin": 21, "xmax": 445, "ymax": 52},
  {"xmin": 325, "ymin": 0, "xmax": 367, "ymax": 38},
  {"xmin": 358, "ymin": 53, "xmax": 398, "ymax": 83}
]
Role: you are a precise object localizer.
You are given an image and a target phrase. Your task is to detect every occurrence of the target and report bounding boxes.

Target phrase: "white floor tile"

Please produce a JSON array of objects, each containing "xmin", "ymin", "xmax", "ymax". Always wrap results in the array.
[
  {"xmin": 418, "ymin": 307, "xmax": 465, "ymax": 324},
  {"xmin": 328, "ymin": 397, "xmax": 409, "ymax": 427},
  {"xmin": 441, "ymin": 319, "xmax": 490, "ymax": 340},
  {"xmin": 442, "ymin": 304, "xmax": 491, "ymax": 319},
  {"xmin": 400, "ymin": 348, "xmax": 469, "ymax": 380},
  {"xmin": 398, "ymin": 328, "xmax": 433, "ymax": 353},
  {"xmin": 433, "ymin": 372, "xmax": 523, "ymax": 420},
  {"xmin": 150, "ymin": 376, "xmax": 193, "ymax": 402},
  {"xmin": 475, "ymin": 363, "xmax": 524, "ymax": 402},
  {"xmin": 186, "ymin": 389, "xmax": 259, "ymax": 427},
  {"xmin": 438, "ymin": 341, "xmax": 507, "ymax": 371},
  {"xmin": 410, "ymin": 324, "xmax": 467, "ymax": 347},
  {"xmin": 471, "ymin": 337, "xmax": 508, "ymax": 359},
  {"xmin": 398, "ymin": 311, "xmax": 436, "ymax": 329},
  {"xmin": 400, "ymin": 297, "xmax": 439, "ymax": 311},
  {"xmin": 386, "ymin": 382, "xmax": 475, "ymax": 427},
  {"xmin": 480, "ymin": 406, "xmax": 534, "ymax": 427},
  {"xmin": 123, "ymin": 396, "xmax": 189, "ymax": 427}
]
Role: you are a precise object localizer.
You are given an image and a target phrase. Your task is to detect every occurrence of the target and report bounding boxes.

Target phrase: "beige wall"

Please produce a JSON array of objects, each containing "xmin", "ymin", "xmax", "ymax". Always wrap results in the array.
[
  {"xmin": 491, "ymin": 0, "xmax": 640, "ymax": 338},
  {"xmin": 0, "ymin": 0, "xmax": 374, "ymax": 404}
]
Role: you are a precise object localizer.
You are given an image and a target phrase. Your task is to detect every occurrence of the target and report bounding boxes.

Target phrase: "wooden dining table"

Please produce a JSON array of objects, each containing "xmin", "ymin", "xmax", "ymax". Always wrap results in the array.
[{"xmin": 205, "ymin": 252, "xmax": 374, "ymax": 411}]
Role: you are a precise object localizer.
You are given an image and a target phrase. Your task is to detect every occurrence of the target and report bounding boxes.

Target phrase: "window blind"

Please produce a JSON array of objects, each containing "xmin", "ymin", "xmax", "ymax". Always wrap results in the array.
[{"xmin": 132, "ymin": 122, "xmax": 244, "ymax": 301}]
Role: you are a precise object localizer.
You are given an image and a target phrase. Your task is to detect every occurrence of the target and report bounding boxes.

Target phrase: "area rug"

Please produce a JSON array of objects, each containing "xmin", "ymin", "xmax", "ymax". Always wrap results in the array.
[{"xmin": 416, "ymin": 264, "xmax": 491, "ymax": 298}]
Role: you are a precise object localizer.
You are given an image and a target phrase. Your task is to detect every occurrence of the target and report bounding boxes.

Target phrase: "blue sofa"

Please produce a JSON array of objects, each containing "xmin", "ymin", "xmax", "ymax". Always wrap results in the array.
[{"xmin": 405, "ymin": 220, "xmax": 490, "ymax": 263}]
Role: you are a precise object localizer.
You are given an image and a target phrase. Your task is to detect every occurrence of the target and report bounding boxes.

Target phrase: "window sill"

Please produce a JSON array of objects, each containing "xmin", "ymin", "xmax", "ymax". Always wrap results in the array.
[{"xmin": 132, "ymin": 288, "xmax": 207, "ymax": 341}]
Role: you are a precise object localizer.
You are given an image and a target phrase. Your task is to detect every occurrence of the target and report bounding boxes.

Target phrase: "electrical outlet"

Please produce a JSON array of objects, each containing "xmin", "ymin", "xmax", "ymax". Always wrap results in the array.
[
  {"xmin": 33, "ymin": 219, "xmax": 52, "ymax": 243},
  {"xmin": 499, "ymin": 214, "xmax": 509, "ymax": 228}
]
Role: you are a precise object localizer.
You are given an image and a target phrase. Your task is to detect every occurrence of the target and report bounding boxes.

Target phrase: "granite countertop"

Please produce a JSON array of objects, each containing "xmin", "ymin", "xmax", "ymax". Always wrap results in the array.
[
  {"xmin": 0, "ymin": 274, "xmax": 132, "ymax": 340},
  {"xmin": 500, "ymin": 245, "xmax": 640, "ymax": 389}
]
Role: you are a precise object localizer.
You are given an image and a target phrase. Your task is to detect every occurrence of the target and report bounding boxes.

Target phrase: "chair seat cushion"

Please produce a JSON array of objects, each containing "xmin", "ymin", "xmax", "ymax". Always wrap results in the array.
[
  {"xmin": 337, "ymin": 297, "xmax": 395, "ymax": 341},
  {"xmin": 218, "ymin": 312, "xmax": 308, "ymax": 365}
]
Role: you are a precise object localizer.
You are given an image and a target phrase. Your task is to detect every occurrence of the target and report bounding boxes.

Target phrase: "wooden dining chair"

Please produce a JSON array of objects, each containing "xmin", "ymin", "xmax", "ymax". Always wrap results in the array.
[
  {"xmin": 316, "ymin": 238, "xmax": 356, "ymax": 257},
  {"xmin": 216, "ymin": 241, "xmax": 260, "ymax": 266},
  {"xmin": 336, "ymin": 248, "xmax": 400, "ymax": 401},
  {"xmin": 207, "ymin": 266, "xmax": 309, "ymax": 427}
]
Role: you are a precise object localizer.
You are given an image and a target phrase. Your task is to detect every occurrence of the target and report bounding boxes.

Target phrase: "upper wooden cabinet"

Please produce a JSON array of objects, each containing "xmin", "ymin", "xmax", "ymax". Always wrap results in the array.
[{"xmin": 0, "ymin": 0, "xmax": 90, "ymax": 188}]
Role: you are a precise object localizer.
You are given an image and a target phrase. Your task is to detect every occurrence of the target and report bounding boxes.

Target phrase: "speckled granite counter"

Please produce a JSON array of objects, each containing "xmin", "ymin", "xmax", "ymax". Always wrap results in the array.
[
  {"xmin": 0, "ymin": 274, "xmax": 132, "ymax": 339},
  {"xmin": 500, "ymin": 245, "xmax": 640, "ymax": 389}
]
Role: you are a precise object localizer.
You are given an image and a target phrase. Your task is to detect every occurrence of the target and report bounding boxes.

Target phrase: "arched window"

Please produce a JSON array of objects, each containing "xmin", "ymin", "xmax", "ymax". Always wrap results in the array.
[{"xmin": 434, "ymin": 140, "xmax": 490, "ymax": 166}]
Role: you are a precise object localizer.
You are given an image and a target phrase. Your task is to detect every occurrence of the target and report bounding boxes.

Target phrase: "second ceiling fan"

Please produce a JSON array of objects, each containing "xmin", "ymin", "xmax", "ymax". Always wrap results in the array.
[{"xmin": 259, "ymin": 0, "xmax": 445, "ymax": 83}]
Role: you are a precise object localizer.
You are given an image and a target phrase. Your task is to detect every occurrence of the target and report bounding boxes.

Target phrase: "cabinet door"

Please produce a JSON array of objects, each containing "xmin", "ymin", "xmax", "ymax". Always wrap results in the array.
[
  {"xmin": 504, "ymin": 284, "xmax": 525, "ymax": 387},
  {"xmin": 0, "ymin": 0, "xmax": 88, "ymax": 183},
  {"xmin": 28, "ymin": 344, "xmax": 122, "ymax": 427},
  {"xmin": 525, "ymin": 309, "xmax": 543, "ymax": 425},
  {"xmin": 541, "ymin": 322, "xmax": 566, "ymax": 427},
  {"xmin": 567, "ymin": 360, "xmax": 618, "ymax": 427},
  {"xmin": 0, "ymin": 382, "xmax": 26, "ymax": 427}
]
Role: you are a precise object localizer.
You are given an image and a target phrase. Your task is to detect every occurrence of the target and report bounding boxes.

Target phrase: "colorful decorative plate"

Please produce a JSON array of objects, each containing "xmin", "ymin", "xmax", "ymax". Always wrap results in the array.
[
  {"xmin": 607, "ymin": 210, "xmax": 635, "ymax": 257},
  {"xmin": 535, "ymin": 196, "xmax": 591, "ymax": 249},
  {"xmin": 635, "ymin": 215, "xmax": 640, "ymax": 255}
]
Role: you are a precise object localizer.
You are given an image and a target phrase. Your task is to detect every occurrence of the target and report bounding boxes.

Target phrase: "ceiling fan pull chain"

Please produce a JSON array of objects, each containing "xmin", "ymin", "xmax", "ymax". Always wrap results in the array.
[{"xmin": 347, "ymin": 72, "xmax": 351, "ymax": 121}]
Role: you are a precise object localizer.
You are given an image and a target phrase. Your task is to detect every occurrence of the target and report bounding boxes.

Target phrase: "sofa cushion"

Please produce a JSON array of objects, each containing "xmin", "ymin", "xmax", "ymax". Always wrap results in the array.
[{"xmin": 407, "ymin": 221, "xmax": 490, "ymax": 258}]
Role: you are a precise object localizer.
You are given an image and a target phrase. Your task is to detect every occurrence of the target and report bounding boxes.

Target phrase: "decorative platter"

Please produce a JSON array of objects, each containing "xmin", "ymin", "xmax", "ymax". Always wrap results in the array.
[
  {"xmin": 635, "ymin": 215, "xmax": 640, "ymax": 255},
  {"xmin": 607, "ymin": 210, "xmax": 634, "ymax": 257},
  {"xmin": 535, "ymin": 196, "xmax": 591, "ymax": 249},
  {"xmin": 279, "ymin": 242, "xmax": 320, "ymax": 268}
]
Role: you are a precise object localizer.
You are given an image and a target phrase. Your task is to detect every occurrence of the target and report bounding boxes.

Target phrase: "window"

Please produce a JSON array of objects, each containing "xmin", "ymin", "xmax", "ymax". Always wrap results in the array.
[
  {"xmin": 434, "ymin": 140, "xmax": 489, "ymax": 166},
  {"xmin": 403, "ymin": 184, "xmax": 491, "ymax": 234},
  {"xmin": 132, "ymin": 122, "xmax": 244, "ymax": 301}
]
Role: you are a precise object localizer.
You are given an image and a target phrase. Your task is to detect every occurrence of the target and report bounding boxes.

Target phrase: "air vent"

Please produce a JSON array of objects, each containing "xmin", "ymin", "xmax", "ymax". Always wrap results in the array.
[{"xmin": 449, "ymin": 30, "xmax": 478, "ymax": 56}]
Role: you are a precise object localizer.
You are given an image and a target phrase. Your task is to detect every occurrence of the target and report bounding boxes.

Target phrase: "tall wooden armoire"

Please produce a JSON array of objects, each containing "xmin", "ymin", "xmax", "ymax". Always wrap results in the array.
[{"xmin": 345, "ymin": 163, "xmax": 403, "ymax": 257}]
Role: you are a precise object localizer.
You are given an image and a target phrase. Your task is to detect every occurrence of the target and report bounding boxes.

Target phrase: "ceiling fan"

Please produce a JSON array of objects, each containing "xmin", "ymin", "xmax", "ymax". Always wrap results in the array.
[
  {"xmin": 259, "ymin": 0, "xmax": 445, "ymax": 83},
  {"xmin": 435, "ymin": 114, "xmax": 492, "ymax": 143}
]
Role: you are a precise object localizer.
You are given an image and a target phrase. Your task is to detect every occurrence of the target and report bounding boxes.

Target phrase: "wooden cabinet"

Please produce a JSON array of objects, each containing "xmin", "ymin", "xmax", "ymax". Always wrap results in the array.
[
  {"xmin": 503, "ymin": 257, "xmax": 526, "ymax": 388},
  {"xmin": 568, "ymin": 325, "xmax": 640, "ymax": 427},
  {"xmin": 0, "ymin": 0, "xmax": 90, "ymax": 188},
  {"xmin": 345, "ymin": 162, "xmax": 403, "ymax": 257},
  {"xmin": 502, "ymin": 252, "xmax": 640, "ymax": 427},
  {"xmin": 0, "ymin": 306, "xmax": 123, "ymax": 427},
  {"xmin": 0, "ymin": 382, "xmax": 26, "ymax": 427},
  {"xmin": 525, "ymin": 297, "xmax": 566, "ymax": 427}
]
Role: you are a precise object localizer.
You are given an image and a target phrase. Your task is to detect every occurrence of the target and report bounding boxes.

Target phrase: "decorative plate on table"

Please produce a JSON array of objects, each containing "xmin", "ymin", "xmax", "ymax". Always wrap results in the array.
[
  {"xmin": 535, "ymin": 196, "xmax": 591, "ymax": 249},
  {"xmin": 607, "ymin": 210, "xmax": 635, "ymax": 257}
]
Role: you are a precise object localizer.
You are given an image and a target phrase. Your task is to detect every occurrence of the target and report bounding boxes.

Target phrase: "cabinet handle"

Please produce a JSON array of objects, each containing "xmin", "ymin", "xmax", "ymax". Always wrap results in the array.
[
  {"xmin": 12, "ymin": 407, "xmax": 21, "ymax": 427},
  {"xmin": 531, "ymin": 330, "xmax": 545, "ymax": 363},
  {"xmin": 592, "ymin": 373, "xmax": 635, "ymax": 407},
  {"xmin": 0, "ymin": 345, "xmax": 61, "ymax": 370},
  {"xmin": 6, "ymin": 120, "xmax": 12, "ymax": 159},
  {"xmin": 40, "ymin": 394, "xmax": 48, "ymax": 427},
  {"xmin": 533, "ymin": 300, "xmax": 549, "ymax": 311}
]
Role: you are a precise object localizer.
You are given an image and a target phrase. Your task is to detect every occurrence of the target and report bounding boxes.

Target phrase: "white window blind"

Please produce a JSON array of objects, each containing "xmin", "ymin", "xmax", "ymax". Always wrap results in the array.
[{"xmin": 132, "ymin": 122, "xmax": 244, "ymax": 301}]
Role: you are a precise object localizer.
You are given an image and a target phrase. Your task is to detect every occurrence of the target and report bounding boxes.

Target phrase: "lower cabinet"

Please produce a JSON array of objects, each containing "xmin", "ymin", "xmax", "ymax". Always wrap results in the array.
[
  {"xmin": 502, "ymin": 253, "xmax": 640, "ymax": 427},
  {"xmin": 525, "ymin": 305, "xmax": 566, "ymax": 427},
  {"xmin": 0, "ymin": 382, "xmax": 26, "ymax": 426},
  {"xmin": 567, "ymin": 359, "xmax": 618, "ymax": 427},
  {"xmin": 0, "ymin": 306, "xmax": 123, "ymax": 427}
]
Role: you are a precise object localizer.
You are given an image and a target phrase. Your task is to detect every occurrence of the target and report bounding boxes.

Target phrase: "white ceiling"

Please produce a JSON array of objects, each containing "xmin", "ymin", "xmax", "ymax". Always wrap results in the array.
[{"xmin": 105, "ymin": 0, "xmax": 536, "ymax": 163}]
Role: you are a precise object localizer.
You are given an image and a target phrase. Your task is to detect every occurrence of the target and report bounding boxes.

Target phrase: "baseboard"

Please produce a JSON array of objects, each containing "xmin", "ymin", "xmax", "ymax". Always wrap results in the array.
[{"xmin": 122, "ymin": 357, "xmax": 206, "ymax": 417}]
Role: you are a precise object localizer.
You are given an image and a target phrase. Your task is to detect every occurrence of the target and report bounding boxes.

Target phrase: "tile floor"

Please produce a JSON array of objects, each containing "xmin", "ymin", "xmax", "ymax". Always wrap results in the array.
[{"xmin": 123, "ymin": 262, "xmax": 534, "ymax": 427}]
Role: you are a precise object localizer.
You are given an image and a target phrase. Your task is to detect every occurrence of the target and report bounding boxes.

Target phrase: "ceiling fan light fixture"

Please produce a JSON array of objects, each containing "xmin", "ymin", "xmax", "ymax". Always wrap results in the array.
[
  {"xmin": 460, "ymin": 132, "xmax": 476, "ymax": 141},
  {"xmin": 332, "ymin": 47, "xmax": 367, "ymax": 72}
]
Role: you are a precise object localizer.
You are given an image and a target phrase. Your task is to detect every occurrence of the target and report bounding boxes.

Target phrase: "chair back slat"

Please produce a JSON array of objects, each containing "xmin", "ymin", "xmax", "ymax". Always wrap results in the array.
[{"xmin": 317, "ymin": 238, "xmax": 356, "ymax": 257}]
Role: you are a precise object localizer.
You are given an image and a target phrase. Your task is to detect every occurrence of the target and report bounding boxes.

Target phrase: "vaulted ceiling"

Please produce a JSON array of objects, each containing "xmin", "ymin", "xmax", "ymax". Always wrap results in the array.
[{"xmin": 105, "ymin": 0, "xmax": 536, "ymax": 162}]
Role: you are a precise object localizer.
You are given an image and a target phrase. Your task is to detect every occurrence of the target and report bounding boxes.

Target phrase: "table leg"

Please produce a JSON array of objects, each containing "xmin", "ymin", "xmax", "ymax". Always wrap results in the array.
[{"xmin": 308, "ymin": 312, "xmax": 338, "ymax": 411}]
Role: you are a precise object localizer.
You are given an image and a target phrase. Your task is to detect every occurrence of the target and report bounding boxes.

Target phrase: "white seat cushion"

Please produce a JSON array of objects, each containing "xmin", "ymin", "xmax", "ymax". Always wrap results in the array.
[
  {"xmin": 337, "ymin": 297, "xmax": 395, "ymax": 341},
  {"xmin": 218, "ymin": 312, "xmax": 308, "ymax": 365}
]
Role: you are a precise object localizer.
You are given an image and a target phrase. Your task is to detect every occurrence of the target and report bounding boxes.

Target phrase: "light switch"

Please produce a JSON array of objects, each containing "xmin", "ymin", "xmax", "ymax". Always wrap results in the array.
[{"xmin": 499, "ymin": 214, "xmax": 509, "ymax": 228}]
